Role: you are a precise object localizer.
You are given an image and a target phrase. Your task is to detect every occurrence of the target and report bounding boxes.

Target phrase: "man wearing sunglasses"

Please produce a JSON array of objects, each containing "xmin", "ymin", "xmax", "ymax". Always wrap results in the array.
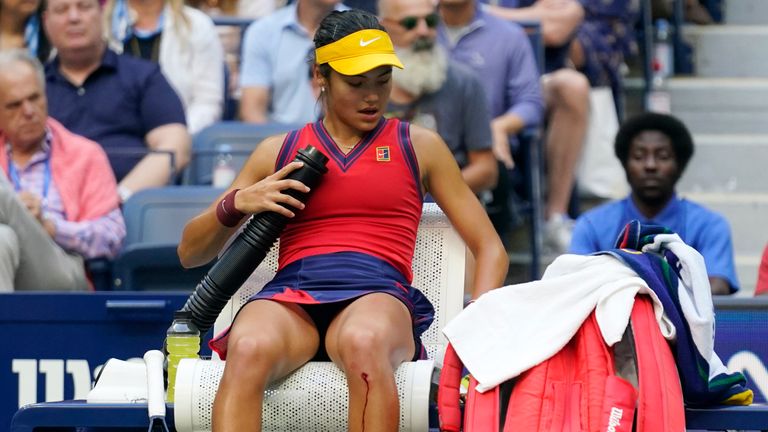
[{"xmin": 379, "ymin": 0, "xmax": 498, "ymax": 196}]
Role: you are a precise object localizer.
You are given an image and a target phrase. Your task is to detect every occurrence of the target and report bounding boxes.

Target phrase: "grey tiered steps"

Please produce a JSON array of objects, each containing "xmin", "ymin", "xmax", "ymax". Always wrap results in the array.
[{"xmin": 672, "ymin": 0, "xmax": 768, "ymax": 295}]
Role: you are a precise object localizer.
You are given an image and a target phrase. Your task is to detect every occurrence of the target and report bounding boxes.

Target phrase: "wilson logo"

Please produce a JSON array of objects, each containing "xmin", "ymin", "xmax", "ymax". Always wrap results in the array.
[{"xmin": 607, "ymin": 407, "xmax": 623, "ymax": 431}]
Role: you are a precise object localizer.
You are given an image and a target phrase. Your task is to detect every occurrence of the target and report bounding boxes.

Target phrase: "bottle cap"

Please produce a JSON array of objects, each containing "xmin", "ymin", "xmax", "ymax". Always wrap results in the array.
[
  {"xmin": 173, "ymin": 310, "xmax": 193, "ymax": 320},
  {"xmin": 297, "ymin": 145, "xmax": 329, "ymax": 173}
]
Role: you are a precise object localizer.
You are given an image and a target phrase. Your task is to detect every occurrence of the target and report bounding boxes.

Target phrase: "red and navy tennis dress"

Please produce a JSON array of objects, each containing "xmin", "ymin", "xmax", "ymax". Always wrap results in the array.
[{"xmin": 210, "ymin": 118, "xmax": 434, "ymax": 360}]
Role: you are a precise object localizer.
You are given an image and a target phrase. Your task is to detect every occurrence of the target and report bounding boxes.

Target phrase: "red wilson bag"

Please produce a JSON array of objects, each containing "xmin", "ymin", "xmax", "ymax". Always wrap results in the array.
[{"xmin": 438, "ymin": 295, "xmax": 685, "ymax": 432}]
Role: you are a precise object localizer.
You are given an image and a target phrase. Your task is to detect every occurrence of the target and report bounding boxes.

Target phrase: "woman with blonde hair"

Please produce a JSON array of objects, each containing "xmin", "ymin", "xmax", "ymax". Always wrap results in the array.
[{"xmin": 105, "ymin": 0, "xmax": 224, "ymax": 133}]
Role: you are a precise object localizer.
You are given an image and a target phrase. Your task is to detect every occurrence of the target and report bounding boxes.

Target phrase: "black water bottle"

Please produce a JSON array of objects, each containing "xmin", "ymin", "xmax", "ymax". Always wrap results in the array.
[{"xmin": 183, "ymin": 145, "xmax": 329, "ymax": 335}]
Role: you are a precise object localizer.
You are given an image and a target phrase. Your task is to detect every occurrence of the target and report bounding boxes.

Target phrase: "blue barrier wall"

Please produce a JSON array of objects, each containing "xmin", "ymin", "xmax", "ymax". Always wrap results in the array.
[
  {"xmin": 1, "ymin": 294, "xmax": 766, "ymax": 429},
  {"xmin": 710, "ymin": 297, "xmax": 768, "ymax": 403},
  {"xmin": 0, "ymin": 292, "xmax": 212, "ymax": 431}
]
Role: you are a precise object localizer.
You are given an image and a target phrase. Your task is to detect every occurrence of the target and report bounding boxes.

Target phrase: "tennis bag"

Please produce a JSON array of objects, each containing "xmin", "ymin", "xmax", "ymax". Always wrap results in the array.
[{"xmin": 437, "ymin": 295, "xmax": 685, "ymax": 431}]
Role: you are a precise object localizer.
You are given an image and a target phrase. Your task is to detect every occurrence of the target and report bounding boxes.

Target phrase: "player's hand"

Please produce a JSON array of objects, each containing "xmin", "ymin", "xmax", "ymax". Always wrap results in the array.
[{"xmin": 234, "ymin": 161, "xmax": 311, "ymax": 218}]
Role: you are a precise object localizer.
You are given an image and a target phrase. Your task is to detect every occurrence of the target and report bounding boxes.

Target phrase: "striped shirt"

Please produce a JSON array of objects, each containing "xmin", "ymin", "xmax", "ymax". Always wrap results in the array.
[{"xmin": 5, "ymin": 133, "xmax": 125, "ymax": 259}]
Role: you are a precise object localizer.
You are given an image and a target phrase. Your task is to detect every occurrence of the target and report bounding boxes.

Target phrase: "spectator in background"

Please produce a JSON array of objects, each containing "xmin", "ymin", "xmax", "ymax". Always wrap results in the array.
[
  {"xmin": 105, "ymin": 0, "xmax": 224, "ymax": 134},
  {"xmin": 42, "ymin": 0, "xmax": 191, "ymax": 202},
  {"xmin": 235, "ymin": 0, "xmax": 281, "ymax": 18},
  {"xmin": 439, "ymin": 0, "xmax": 589, "ymax": 253},
  {"xmin": 0, "ymin": 0, "xmax": 52, "ymax": 62},
  {"xmin": 340, "ymin": 0, "xmax": 375, "ymax": 14},
  {"xmin": 187, "ymin": 0, "xmax": 283, "ymax": 18},
  {"xmin": 569, "ymin": 0, "xmax": 640, "ymax": 114},
  {"xmin": 379, "ymin": 0, "xmax": 498, "ymax": 195},
  {"xmin": 486, "ymin": 0, "xmax": 640, "ymax": 114},
  {"xmin": 570, "ymin": 112, "xmax": 739, "ymax": 295},
  {"xmin": 482, "ymin": 0, "xmax": 586, "ymax": 80},
  {"xmin": 238, "ymin": 0, "xmax": 346, "ymax": 125},
  {"xmin": 187, "ymin": 1, "xmax": 289, "ymax": 117},
  {"xmin": 0, "ymin": 50, "xmax": 125, "ymax": 291},
  {"xmin": 756, "ymin": 244, "xmax": 768, "ymax": 296}
]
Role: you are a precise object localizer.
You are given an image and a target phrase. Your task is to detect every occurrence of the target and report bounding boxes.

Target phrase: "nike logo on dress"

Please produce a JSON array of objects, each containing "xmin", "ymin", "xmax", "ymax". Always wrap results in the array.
[{"xmin": 359, "ymin": 37, "xmax": 381, "ymax": 47}]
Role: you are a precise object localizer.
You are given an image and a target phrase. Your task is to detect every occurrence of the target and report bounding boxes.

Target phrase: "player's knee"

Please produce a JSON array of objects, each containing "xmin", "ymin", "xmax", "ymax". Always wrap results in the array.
[
  {"xmin": 338, "ymin": 327, "xmax": 388, "ymax": 367},
  {"xmin": 225, "ymin": 333, "xmax": 283, "ymax": 376}
]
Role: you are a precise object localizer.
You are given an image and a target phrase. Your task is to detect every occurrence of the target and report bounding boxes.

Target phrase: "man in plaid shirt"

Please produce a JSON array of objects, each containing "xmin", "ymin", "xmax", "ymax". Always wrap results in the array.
[{"xmin": 0, "ymin": 50, "xmax": 125, "ymax": 291}]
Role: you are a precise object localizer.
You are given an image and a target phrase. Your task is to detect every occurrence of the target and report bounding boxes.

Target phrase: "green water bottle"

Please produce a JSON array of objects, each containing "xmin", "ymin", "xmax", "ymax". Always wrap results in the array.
[{"xmin": 166, "ymin": 309, "xmax": 200, "ymax": 403}]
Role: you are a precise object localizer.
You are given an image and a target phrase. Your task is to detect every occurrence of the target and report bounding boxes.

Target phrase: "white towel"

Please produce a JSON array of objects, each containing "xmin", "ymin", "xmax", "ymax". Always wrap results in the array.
[{"xmin": 442, "ymin": 254, "xmax": 671, "ymax": 392}]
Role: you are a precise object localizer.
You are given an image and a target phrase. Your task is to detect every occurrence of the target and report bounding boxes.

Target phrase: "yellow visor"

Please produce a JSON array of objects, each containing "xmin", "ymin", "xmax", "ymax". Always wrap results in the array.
[{"xmin": 315, "ymin": 29, "xmax": 404, "ymax": 76}]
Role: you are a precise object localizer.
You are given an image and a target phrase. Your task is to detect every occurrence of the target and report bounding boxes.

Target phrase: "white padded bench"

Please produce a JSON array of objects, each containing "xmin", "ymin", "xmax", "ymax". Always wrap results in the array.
[{"xmin": 174, "ymin": 203, "xmax": 467, "ymax": 431}]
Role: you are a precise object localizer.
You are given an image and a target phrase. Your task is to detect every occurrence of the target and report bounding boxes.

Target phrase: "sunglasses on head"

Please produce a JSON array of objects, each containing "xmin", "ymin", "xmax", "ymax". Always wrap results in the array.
[{"xmin": 398, "ymin": 12, "xmax": 439, "ymax": 30}]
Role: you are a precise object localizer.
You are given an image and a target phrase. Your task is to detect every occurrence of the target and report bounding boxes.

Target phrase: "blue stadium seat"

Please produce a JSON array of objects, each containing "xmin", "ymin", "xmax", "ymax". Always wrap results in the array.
[
  {"xmin": 211, "ymin": 16, "xmax": 253, "ymax": 46},
  {"xmin": 182, "ymin": 121, "xmax": 297, "ymax": 186},
  {"xmin": 112, "ymin": 186, "xmax": 222, "ymax": 291},
  {"xmin": 105, "ymin": 147, "xmax": 178, "ymax": 183},
  {"xmin": 85, "ymin": 258, "xmax": 113, "ymax": 291}
]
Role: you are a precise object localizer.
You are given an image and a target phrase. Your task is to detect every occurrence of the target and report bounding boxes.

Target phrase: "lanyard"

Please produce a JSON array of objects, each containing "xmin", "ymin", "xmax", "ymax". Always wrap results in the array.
[
  {"xmin": 24, "ymin": 14, "xmax": 40, "ymax": 57},
  {"xmin": 7, "ymin": 152, "xmax": 52, "ymax": 207}
]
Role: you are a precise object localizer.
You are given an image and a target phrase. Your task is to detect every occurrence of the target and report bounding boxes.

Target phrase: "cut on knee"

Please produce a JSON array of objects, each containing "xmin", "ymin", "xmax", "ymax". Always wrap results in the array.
[{"xmin": 360, "ymin": 372, "xmax": 370, "ymax": 432}]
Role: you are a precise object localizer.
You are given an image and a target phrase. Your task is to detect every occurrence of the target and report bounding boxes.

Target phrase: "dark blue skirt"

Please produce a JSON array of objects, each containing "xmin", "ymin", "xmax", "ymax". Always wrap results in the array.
[{"xmin": 210, "ymin": 252, "xmax": 435, "ymax": 360}]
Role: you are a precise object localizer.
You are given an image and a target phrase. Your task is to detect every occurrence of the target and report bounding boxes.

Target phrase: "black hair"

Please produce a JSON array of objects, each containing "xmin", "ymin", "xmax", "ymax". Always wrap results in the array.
[
  {"xmin": 311, "ymin": 9, "xmax": 385, "ymax": 78},
  {"xmin": 614, "ymin": 112, "xmax": 695, "ymax": 172}
]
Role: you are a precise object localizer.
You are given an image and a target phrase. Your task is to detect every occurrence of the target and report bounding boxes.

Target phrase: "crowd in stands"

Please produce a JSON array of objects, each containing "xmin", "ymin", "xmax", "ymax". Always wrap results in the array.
[
  {"xmin": 238, "ymin": 0, "xmax": 344, "ymax": 125},
  {"xmin": 479, "ymin": 0, "xmax": 593, "ymax": 252},
  {"xmin": 104, "ymin": 0, "xmax": 224, "ymax": 134},
  {"xmin": 0, "ymin": 0, "xmax": 753, "ymax": 296},
  {"xmin": 437, "ymin": 0, "xmax": 542, "ymax": 243},
  {"xmin": 0, "ymin": 50, "xmax": 124, "ymax": 292},
  {"xmin": 382, "ymin": 0, "xmax": 498, "ymax": 195},
  {"xmin": 43, "ymin": 0, "xmax": 191, "ymax": 201}
]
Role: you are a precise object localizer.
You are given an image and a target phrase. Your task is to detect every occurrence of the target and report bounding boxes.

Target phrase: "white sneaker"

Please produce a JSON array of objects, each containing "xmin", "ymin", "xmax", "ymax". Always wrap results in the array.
[{"xmin": 544, "ymin": 213, "xmax": 575, "ymax": 255}]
